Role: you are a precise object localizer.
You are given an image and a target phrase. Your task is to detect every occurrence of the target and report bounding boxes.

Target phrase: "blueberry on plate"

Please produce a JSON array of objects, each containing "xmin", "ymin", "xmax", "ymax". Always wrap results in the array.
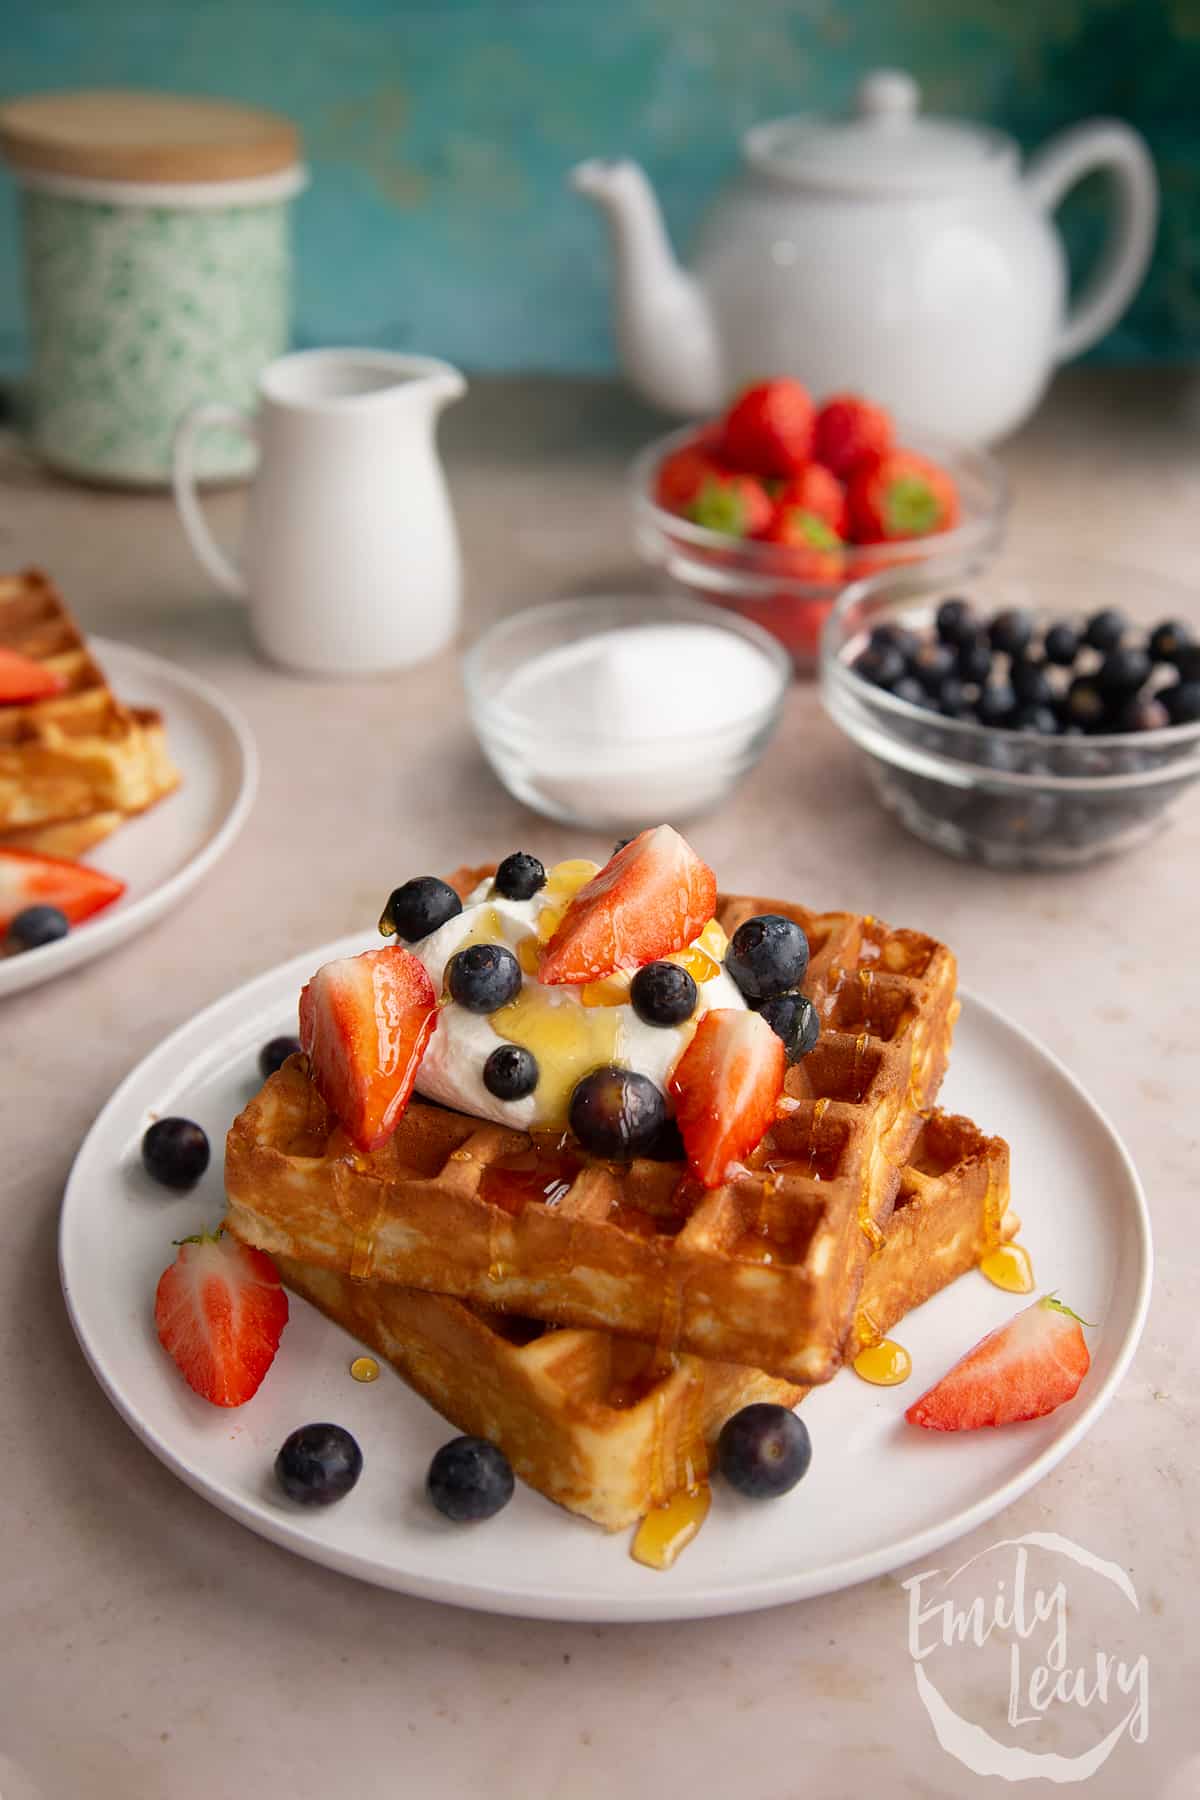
[
  {"xmin": 141, "ymin": 1117, "xmax": 211, "ymax": 1190},
  {"xmin": 1009, "ymin": 702, "xmax": 1059, "ymax": 735},
  {"xmin": 988, "ymin": 608, "xmax": 1034, "ymax": 658},
  {"xmin": 725, "ymin": 913, "xmax": 809, "ymax": 1002},
  {"xmin": 1148, "ymin": 619, "xmax": 1193, "ymax": 665},
  {"xmin": 259, "ymin": 1035, "xmax": 302, "ymax": 1080},
  {"xmin": 493, "ymin": 852, "xmax": 546, "ymax": 901},
  {"xmin": 910, "ymin": 640, "xmax": 957, "ymax": 690},
  {"xmin": 935, "ymin": 596, "xmax": 975, "ymax": 646},
  {"xmin": 1097, "ymin": 646, "xmax": 1151, "ymax": 695},
  {"xmin": 955, "ymin": 635, "xmax": 993, "ymax": 685},
  {"xmin": 427, "ymin": 1436, "xmax": 514, "ymax": 1522},
  {"xmin": 851, "ymin": 643, "xmax": 906, "ymax": 689},
  {"xmin": 4, "ymin": 903, "xmax": 69, "ymax": 953},
  {"xmin": 976, "ymin": 682, "xmax": 1016, "ymax": 728},
  {"xmin": 446, "ymin": 943, "xmax": 522, "ymax": 1013},
  {"xmin": 1162, "ymin": 681, "xmax": 1200, "ymax": 725},
  {"xmin": 718, "ymin": 1403, "xmax": 812, "ymax": 1499},
  {"xmin": 1010, "ymin": 659, "xmax": 1054, "ymax": 707},
  {"xmin": 483, "ymin": 1043, "xmax": 539, "ymax": 1101},
  {"xmin": 630, "ymin": 960, "xmax": 698, "ymax": 1027},
  {"xmin": 1084, "ymin": 607, "xmax": 1126, "ymax": 653},
  {"xmin": 569, "ymin": 1066, "xmax": 665, "ymax": 1159},
  {"xmin": 1062, "ymin": 676, "xmax": 1107, "ymax": 731},
  {"xmin": 757, "ymin": 992, "xmax": 820, "ymax": 1062},
  {"xmin": 1043, "ymin": 621, "xmax": 1080, "ymax": 666},
  {"xmin": 275, "ymin": 1423, "xmax": 363, "ymax": 1506},
  {"xmin": 379, "ymin": 876, "xmax": 462, "ymax": 942}
]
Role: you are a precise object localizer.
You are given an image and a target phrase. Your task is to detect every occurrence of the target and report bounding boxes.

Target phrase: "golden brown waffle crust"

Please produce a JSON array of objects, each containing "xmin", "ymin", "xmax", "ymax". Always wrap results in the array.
[{"xmin": 226, "ymin": 881, "xmax": 959, "ymax": 1384}]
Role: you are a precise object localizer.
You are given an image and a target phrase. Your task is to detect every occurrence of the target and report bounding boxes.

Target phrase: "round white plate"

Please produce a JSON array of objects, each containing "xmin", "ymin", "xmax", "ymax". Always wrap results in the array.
[
  {"xmin": 60, "ymin": 940, "xmax": 1151, "ymax": 1622},
  {"xmin": 1, "ymin": 638, "xmax": 257, "ymax": 999}
]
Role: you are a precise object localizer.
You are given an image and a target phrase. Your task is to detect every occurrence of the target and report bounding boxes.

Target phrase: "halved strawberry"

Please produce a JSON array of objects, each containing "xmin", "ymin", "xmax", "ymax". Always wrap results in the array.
[
  {"xmin": 299, "ymin": 943, "xmax": 438, "ymax": 1151},
  {"xmin": 154, "ymin": 1231, "xmax": 288, "ymax": 1407},
  {"xmin": 0, "ymin": 847, "xmax": 125, "ymax": 933},
  {"xmin": 906, "ymin": 1294, "xmax": 1092, "ymax": 1431},
  {"xmin": 538, "ymin": 826, "xmax": 717, "ymax": 986},
  {"xmin": 0, "ymin": 647, "xmax": 67, "ymax": 704},
  {"xmin": 668, "ymin": 1008, "xmax": 786, "ymax": 1188}
]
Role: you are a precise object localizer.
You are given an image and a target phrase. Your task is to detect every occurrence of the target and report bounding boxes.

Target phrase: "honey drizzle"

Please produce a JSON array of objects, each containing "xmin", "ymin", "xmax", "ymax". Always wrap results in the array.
[
  {"xmin": 631, "ymin": 1484, "xmax": 711, "ymax": 1570},
  {"xmin": 852, "ymin": 1338, "xmax": 912, "ymax": 1385},
  {"xmin": 349, "ymin": 1232, "xmax": 376, "ymax": 1282},
  {"xmin": 350, "ymin": 1355, "xmax": 380, "ymax": 1382},
  {"xmin": 980, "ymin": 1242, "xmax": 1035, "ymax": 1293},
  {"xmin": 808, "ymin": 1096, "xmax": 830, "ymax": 1172}
]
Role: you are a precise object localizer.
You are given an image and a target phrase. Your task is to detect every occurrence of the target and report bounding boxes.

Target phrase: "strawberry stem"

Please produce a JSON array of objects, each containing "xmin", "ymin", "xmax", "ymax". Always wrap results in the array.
[
  {"xmin": 1041, "ymin": 1292, "xmax": 1096, "ymax": 1329},
  {"xmin": 171, "ymin": 1227, "xmax": 225, "ymax": 1248}
]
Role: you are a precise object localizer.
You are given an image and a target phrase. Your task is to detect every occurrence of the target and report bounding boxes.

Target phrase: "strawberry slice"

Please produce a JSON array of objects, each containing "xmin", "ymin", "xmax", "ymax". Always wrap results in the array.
[
  {"xmin": 906, "ymin": 1295, "xmax": 1092, "ymax": 1431},
  {"xmin": 0, "ymin": 847, "xmax": 125, "ymax": 933},
  {"xmin": 0, "ymin": 647, "xmax": 67, "ymax": 704},
  {"xmin": 299, "ymin": 944, "xmax": 438, "ymax": 1151},
  {"xmin": 538, "ymin": 825, "xmax": 717, "ymax": 986},
  {"xmin": 154, "ymin": 1231, "xmax": 289, "ymax": 1407},
  {"xmin": 668, "ymin": 1008, "xmax": 786, "ymax": 1188}
]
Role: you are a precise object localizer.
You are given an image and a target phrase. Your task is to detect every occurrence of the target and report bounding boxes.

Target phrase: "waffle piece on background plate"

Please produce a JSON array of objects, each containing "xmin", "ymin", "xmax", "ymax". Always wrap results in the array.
[
  {"xmin": 274, "ymin": 1109, "xmax": 1012, "ymax": 1530},
  {"xmin": 225, "ymin": 865, "xmax": 958, "ymax": 1386}
]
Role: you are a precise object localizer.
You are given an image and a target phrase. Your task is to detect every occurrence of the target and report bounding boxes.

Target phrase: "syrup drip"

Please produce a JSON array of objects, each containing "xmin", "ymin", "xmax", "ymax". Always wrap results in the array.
[
  {"xmin": 349, "ymin": 1233, "xmax": 376, "ymax": 1282},
  {"xmin": 853, "ymin": 1338, "xmax": 912, "ymax": 1385},
  {"xmin": 631, "ymin": 1485, "xmax": 711, "ymax": 1570},
  {"xmin": 453, "ymin": 905, "xmax": 507, "ymax": 959},
  {"xmin": 860, "ymin": 1215, "xmax": 886, "ymax": 1252},
  {"xmin": 490, "ymin": 984, "xmax": 620, "ymax": 1125},
  {"xmin": 581, "ymin": 972, "xmax": 631, "ymax": 1008},
  {"xmin": 350, "ymin": 1355, "xmax": 380, "ymax": 1382},
  {"xmin": 808, "ymin": 1096, "xmax": 830, "ymax": 1172},
  {"xmin": 981, "ymin": 1242, "xmax": 1035, "ymax": 1293},
  {"xmin": 851, "ymin": 1029, "xmax": 870, "ymax": 1102},
  {"xmin": 479, "ymin": 1147, "xmax": 581, "ymax": 1216}
]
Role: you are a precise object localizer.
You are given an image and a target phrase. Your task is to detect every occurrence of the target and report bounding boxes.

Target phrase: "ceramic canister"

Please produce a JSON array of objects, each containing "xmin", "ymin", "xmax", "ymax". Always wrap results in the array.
[{"xmin": 0, "ymin": 91, "xmax": 307, "ymax": 485}]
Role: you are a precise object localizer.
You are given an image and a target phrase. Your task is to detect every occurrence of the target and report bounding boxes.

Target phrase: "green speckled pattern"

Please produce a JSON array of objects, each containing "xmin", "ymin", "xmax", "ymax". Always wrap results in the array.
[{"xmin": 22, "ymin": 191, "xmax": 291, "ymax": 483}]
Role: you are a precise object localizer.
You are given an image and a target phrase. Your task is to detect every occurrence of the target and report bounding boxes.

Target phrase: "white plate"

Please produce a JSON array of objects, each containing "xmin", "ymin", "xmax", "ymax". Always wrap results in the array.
[
  {"xmin": 1, "ymin": 638, "xmax": 257, "ymax": 999},
  {"xmin": 60, "ymin": 940, "xmax": 1151, "ymax": 1622}
]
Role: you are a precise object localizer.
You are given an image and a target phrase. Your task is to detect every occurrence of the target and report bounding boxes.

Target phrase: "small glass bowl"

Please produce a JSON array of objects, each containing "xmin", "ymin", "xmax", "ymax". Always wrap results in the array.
[
  {"xmin": 631, "ymin": 422, "xmax": 1008, "ymax": 674},
  {"xmin": 463, "ymin": 593, "xmax": 791, "ymax": 831},
  {"xmin": 820, "ymin": 556, "xmax": 1200, "ymax": 869}
]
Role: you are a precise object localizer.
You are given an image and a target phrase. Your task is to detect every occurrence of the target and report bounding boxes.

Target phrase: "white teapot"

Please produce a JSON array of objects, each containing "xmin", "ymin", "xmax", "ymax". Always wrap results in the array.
[{"xmin": 571, "ymin": 70, "xmax": 1157, "ymax": 444}]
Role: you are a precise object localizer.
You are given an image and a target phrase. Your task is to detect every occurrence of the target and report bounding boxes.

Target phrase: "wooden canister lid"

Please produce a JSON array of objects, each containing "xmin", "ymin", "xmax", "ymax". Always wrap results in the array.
[{"xmin": 0, "ymin": 90, "xmax": 301, "ymax": 184}]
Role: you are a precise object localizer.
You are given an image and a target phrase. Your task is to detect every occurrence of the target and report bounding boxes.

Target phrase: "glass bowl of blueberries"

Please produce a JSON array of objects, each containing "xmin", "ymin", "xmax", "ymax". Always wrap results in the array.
[{"xmin": 820, "ymin": 557, "xmax": 1200, "ymax": 868}]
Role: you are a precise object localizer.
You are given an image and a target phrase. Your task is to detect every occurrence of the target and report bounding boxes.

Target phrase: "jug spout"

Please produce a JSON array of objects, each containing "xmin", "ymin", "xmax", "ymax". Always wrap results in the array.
[{"xmin": 570, "ymin": 159, "xmax": 722, "ymax": 416}]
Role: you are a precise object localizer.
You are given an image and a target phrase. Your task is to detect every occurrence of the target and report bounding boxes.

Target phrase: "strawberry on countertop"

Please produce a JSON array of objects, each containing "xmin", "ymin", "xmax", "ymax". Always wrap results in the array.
[
  {"xmin": 720, "ymin": 378, "xmax": 815, "ymax": 478},
  {"xmin": 669, "ymin": 1008, "xmax": 786, "ymax": 1189},
  {"xmin": 538, "ymin": 825, "xmax": 717, "ymax": 986},
  {"xmin": 813, "ymin": 393, "xmax": 893, "ymax": 480},
  {"xmin": 0, "ymin": 846, "xmax": 125, "ymax": 934},
  {"xmin": 299, "ymin": 944, "xmax": 438, "ymax": 1152},
  {"xmin": 847, "ymin": 448, "xmax": 960, "ymax": 543},
  {"xmin": 0, "ymin": 647, "xmax": 67, "ymax": 705},
  {"xmin": 155, "ymin": 1231, "xmax": 289, "ymax": 1408},
  {"xmin": 906, "ymin": 1294, "xmax": 1092, "ymax": 1431}
]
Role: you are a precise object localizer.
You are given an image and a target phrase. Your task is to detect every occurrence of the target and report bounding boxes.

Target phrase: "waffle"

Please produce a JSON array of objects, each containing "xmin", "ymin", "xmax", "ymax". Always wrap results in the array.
[
  {"xmin": 275, "ymin": 1109, "xmax": 1013, "ymax": 1530},
  {"xmin": 0, "ymin": 568, "xmax": 180, "ymax": 839},
  {"xmin": 226, "ymin": 883, "xmax": 958, "ymax": 1384}
]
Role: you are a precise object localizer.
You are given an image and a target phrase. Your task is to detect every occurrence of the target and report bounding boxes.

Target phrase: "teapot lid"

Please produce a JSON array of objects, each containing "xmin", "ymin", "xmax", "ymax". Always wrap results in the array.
[{"xmin": 743, "ymin": 70, "xmax": 1015, "ymax": 195}]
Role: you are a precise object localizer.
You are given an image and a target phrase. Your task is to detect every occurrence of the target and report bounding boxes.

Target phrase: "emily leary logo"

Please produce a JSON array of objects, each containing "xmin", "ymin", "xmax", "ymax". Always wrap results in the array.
[{"xmin": 902, "ymin": 1531, "xmax": 1150, "ymax": 1783}]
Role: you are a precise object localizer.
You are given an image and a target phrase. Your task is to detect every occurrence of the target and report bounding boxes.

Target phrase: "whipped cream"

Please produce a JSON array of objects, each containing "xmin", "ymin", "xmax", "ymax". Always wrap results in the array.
[{"xmin": 410, "ymin": 869, "xmax": 745, "ymax": 1131}]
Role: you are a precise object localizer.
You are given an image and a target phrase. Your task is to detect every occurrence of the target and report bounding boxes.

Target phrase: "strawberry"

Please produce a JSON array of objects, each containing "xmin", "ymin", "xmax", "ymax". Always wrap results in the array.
[
  {"xmin": 906, "ymin": 1295, "xmax": 1092, "ymax": 1432},
  {"xmin": 0, "ymin": 847, "xmax": 125, "ymax": 933},
  {"xmin": 813, "ymin": 393, "xmax": 893, "ymax": 479},
  {"xmin": 847, "ymin": 449, "xmax": 960, "ymax": 543},
  {"xmin": 758, "ymin": 503, "xmax": 844, "ymax": 585},
  {"xmin": 155, "ymin": 1231, "xmax": 289, "ymax": 1407},
  {"xmin": 299, "ymin": 944, "xmax": 438, "ymax": 1151},
  {"xmin": 669, "ymin": 1009, "xmax": 786, "ymax": 1188},
  {"xmin": 720, "ymin": 378, "xmax": 815, "ymax": 477},
  {"xmin": 686, "ymin": 470, "xmax": 773, "ymax": 538},
  {"xmin": 0, "ymin": 647, "xmax": 67, "ymax": 704},
  {"xmin": 654, "ymin": 432, "xmax": 724, "ymax": 513},
  {"xmin": 538, "ymin": 825, "xmax": 717, "ymax": 986},
  {"xmin": 768, "ymin": 463, "xmax": 848, "ymax": 539}
]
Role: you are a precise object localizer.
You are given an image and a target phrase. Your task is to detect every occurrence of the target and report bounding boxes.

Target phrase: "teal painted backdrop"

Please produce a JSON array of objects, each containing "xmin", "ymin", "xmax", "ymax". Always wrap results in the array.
[{"xmin": 1, "ymin": 0, "xmax": 1197, "ymax": 373}]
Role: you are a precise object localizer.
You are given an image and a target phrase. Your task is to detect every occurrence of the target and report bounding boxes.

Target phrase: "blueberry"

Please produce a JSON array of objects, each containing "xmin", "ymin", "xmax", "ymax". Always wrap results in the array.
[
  {"xmin": 1009, "ymin": 702, "xmax": 1059, "ymax": 735},
  {"xmin": 379, "ymin": 876, "xmax": 462, "ymax": 942},
  {"xmin": 446, "ymin": 943, "xmax": 522, "ymax": 1013},
  {"xmin": 757, "ymin": 992, "xmax": 820, "ymax": 1062},
  {"xmin": 4, "ymin": 904, "xmax": 69, "ymax": 953},
  {"xmin": 936, "ymin": 675, "xmax": 970, "ymax": 717},
  {"xmin": 717, "ymin": 1403, "xmax": 812, "ymax": 1499},
  {"xmin": 1162, "ymin": 681, "xmax": 1200, "ymax": 725},
  {"xmin": 1043, "ymin": 621, "xmax": 1081, "ymax": 666},
  {"xmin": 868, "ymin": 622, "xmax": 920, "ymax": 662},
  {"xmin": 568, "ymin": 1066, "xmax": 666, "ymax": 1159},
  {"xmin": 910, "ymin": 640, "xmax": 956, "ymax": 691},
  {"xmin": 1010, "ymin": 659, "xmax": 1054, "ymax": 707},
  {"xmin": 1097, "ymin": 646, "xmax": 1151, "ymax": 695},
  {"xmin": 1148, "ymin": 619, "xmax": 1193, "ymax": 665},
  {"xmin": 1117, "ymin": 695, "xmax": 1170, "ymax": 732},
  {"xmin": 935, "ymin": 596, "xmax": 975, "ymax": 645},
  {"xmin": 1084, "ymin": 608, "xmax": 1126, "ymax": 653},
  {"xmin": 483, "ymin": 1043, "xmax": 539, "ymax": 1101},
  {"xmin": 259, "ymin": 1035, "xmax": 302, "ymax": 1080},
  {"xmin": 976, "ymin": 682, "xmax": 1016, "ymax": 728},
  {"xmin": 1063, "ymin": 677, "xmax": 1107, "ymax": 731},
  {"xmin": 630, "ymin": 960, "xmax": 698, "ymax": 1027},
  {"xmin": 1172, "ymin": 644, "xmax": 1200, "ymax": 683},
  {"xmin": 851, "ymin": 643, "xmax": 906, "ymax": 689},
  {"xmin": 956, "ymin": 635, "xmax": 993, "ymax": 685},
  {"xmin": 275, "ymin": 1422, "xmax": 363, "ymax": 1506},
  {"xmin": 725, "ymin": 914, "xmax": 809, "ymax": 1002},
  {"xmin": 141, "ymin": 1117, "xmax": 210, "ymax": 1190},
  {"xmin": 427, "ymin": 1436, "xmax": 514, "ymax": 1522},
  {"xmin": 988, "ymin": 609, "xmax": 1034, "ymax": 658},
  {"xmin": 891, "ymin": 675, "xmax": 932, "ymax": 709},
  {"xmin": 493, "ymin": 853, "xmax": 546, "ymax": 901}
]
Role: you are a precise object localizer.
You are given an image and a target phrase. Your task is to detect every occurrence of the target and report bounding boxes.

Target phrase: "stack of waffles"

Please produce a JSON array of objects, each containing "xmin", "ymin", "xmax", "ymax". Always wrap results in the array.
[
  {"xmin": 0, "ymin": 569, "xmax": 179, "ymax": 857},
  {"xmin": 225, "ymin": 874, "xmax": 1016, "ymax": 1531}
]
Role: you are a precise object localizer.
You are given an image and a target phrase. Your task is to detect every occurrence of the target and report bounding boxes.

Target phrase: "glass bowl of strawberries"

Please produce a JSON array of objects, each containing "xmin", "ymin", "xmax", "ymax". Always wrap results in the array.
[{"xmin": 631, "ymin": 381, "xmax": 1008, "ymax": 673}]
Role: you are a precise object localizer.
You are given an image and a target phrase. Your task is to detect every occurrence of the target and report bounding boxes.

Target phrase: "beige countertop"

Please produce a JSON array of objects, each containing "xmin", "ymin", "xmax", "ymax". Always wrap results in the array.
[{"xmin": 0, "ymin": 369, "xmax": 1196, "ymax": 1799}]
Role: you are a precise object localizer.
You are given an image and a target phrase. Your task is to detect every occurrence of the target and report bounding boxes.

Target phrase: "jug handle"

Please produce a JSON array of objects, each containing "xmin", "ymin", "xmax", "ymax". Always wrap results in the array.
[
  {"xmin": 1024, "ymin": 120, "xmax": 1158, "ymax": 364},
  {"xmin": 172, "ymin": 402, "xmax": 254, "ymax": 597}
]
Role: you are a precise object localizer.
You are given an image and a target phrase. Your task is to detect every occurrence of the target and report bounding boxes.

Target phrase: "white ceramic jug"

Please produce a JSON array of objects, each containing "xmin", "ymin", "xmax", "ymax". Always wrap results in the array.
[{"xmin": 173, "ymin": 348, "xmax": 466, "ymax": 674}]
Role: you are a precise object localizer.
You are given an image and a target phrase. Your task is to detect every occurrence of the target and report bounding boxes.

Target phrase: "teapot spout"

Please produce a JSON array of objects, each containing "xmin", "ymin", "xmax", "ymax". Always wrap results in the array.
[{"xmin": 570, "ymin": 159, "xmax": 722, "ymax": 416}]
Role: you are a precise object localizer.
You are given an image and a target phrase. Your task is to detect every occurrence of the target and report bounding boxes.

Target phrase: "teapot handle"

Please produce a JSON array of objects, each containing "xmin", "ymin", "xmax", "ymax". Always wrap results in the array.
[
  {"xmin": 172, "ymin": 402, "xmax": 255, "ymax": 597},
  {"xmin": 1025, "ymin": 120, "xmax": 1157, "ymax": 364}
]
